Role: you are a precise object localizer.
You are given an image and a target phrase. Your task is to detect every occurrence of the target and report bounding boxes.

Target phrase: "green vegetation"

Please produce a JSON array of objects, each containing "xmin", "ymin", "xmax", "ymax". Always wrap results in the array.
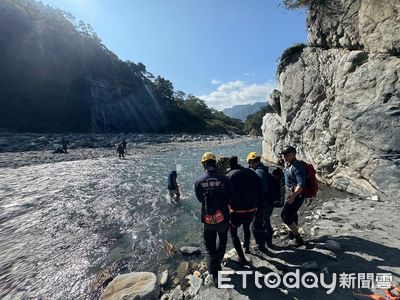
[
  {"xmin": 243, "ymin": 105, "xmax": 274, "ymax": 136},
  {"xmin": 277, "ymin": 43, "xmax": 307, "ymax": 76},
  {"xmin": 167, "ymin": 93, "xmax": 244, "ymax": 134},
  {"xmin": 0, "ymin": 0, "xmax": 243, "ymax": 134}
]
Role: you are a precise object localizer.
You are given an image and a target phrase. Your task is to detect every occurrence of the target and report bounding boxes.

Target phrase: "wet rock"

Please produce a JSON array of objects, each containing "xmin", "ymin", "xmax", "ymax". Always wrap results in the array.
[
  {"xmin": 185, "ymin": 274, "xmax": 203, "ymax": 298},
  {"xmin": 159, "ymin": 270, "xmax": 169, "ymax": 286},
  {"xmin": 100, "ymin": 272, "xmax": 159, "ymax": 300},
  {"xmin": 197, "ymin": 261, "xmax": 207, "ymax": 274},
  {"xmin": 164, "ymin": 241, "xmax": 176, "ymax": 254},
  {"xmin": 180, "ymin": 246, "xmax": 201, "ymax": 255},
  {"xmin": 324, "ymin": 240, "xmax": 342, "ymax": 252},
  {"xmin": 90, "ymin": 266, "xmax": 114, "ymax": 293},
  {"xmin": 301, "ymin": 261, "xmax": 319, "ymax": 271},
  {"xmin": 169, "ymin": 285, "xmax": 184, "ymax": 300},
  {"xmin": 177, "ymin": 261, "xmax": 190, "ymax": 280}
]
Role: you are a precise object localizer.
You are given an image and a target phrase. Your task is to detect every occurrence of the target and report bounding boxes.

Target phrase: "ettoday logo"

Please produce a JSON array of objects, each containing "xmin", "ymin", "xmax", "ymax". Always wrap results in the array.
[{"xmin": 217, "ymin": 270, "xmax": 393, "ymax": 294}]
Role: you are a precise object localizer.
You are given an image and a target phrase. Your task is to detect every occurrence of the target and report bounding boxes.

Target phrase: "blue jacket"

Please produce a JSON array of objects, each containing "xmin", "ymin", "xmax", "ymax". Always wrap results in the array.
[
  {"xmin": 254, "ymin": 163, "xmax": 270, "ymax": 208},
  {"xmin": 284, "ymin": 159, "xmax": 307, "ymax": 190}
]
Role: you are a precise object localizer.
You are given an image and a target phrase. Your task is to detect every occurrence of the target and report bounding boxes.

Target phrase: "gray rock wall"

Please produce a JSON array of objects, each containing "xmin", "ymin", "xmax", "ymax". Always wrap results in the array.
[{"xmin": 262, "ymin": 0, "xmax": 400, "ymax": 197}]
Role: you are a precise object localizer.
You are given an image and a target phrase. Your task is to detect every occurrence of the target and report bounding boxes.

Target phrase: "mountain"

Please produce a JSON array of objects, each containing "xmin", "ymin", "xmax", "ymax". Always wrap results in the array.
[
  {"xmin": 243, "ymin": 105, "xmax": 273, "ymax": 136},
  {"xmin": 0, "ymin": 0, "xmax": 243, "ymax": 134},
  {"xmin": 222, "ymin": 102, "xmax": 266, "ymax": 121}
]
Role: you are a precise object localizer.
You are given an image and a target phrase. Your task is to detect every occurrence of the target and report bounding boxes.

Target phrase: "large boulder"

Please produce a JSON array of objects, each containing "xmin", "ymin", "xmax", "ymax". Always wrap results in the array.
[
  {"xmin": 100, "ymin": 272, "xmax": 159, "ymax": 300},
  {"xmin": 262, "ymin": 0, "xmax": 400, "ymax": 197},
  {"xmin": 193, "ymin": 286, "xmax": 249, "ymax": 300}
]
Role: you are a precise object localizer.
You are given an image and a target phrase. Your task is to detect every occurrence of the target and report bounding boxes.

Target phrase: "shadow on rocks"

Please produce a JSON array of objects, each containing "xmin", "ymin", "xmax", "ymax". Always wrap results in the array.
[{"xmin": 220, "ymin": 235, "xmax": 400, "ymax": 300}]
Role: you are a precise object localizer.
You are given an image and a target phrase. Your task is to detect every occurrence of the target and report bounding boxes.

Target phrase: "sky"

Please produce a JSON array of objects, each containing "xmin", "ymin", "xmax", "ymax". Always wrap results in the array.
[{"xmin": 39, "ymin": 0, "xmax": 307, "ymax": 110}]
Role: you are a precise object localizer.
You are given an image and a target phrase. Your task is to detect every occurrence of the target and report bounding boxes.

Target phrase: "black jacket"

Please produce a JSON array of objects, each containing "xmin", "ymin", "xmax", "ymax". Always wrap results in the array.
[
  {"xmin": 194, "ymin": 170, "xmax": 234, "ymax": 223},
  {"xmin": 227, "ymin": 166, "xmax": 261, "ymax": 211}
]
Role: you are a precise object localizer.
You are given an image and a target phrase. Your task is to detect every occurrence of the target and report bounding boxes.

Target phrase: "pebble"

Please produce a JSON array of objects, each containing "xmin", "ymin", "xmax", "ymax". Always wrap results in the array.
[
  {"xmin": 160, "ymin": 270, "xmax": 169, "ymax": 286},
  {"xmin": 180, "ymin": 246, "xmax": 201, "ymax": 255}
]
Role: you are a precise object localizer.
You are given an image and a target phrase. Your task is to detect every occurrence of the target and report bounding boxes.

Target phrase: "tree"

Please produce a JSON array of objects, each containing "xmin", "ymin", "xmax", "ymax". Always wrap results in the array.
[
  {"xmin": 183, "ymin": 95, "xmax": 211, "ymax": 119},
  {"xmin": 282, "ymin": 0, "xmax": 312, "ymax": 9},
  {"xmin": 243, "ymin": 105, "xmax": 274, "ymax": 136},
  {"xmin": 154, "ymin": 76, "xmax": 174, "ymax": 100}
]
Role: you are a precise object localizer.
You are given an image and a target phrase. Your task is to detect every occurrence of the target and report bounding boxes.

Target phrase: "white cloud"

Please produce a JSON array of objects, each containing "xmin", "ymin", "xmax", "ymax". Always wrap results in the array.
[
  {"xmin": 211, "ymin": 79, "xmax": 221, "ymax": 85},
  {"xmin": 199, "ymin": 80, "xmax": 275, "ymax": 110},
  {"xmin": 244, "ymin": 72, "xmax": 256, "ymax": 77}
]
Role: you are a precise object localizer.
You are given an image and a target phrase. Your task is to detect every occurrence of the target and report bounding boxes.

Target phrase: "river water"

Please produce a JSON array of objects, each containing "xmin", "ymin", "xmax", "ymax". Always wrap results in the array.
[{"xmin": 0, "ymin": 138, "xmax": 265, "ymax": 299}]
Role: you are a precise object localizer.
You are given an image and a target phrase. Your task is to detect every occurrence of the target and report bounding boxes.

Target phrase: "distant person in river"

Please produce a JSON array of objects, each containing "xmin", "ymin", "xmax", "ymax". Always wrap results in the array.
[
  {"xmin": 117, "ymin": 142, "xmax": 125, "ymax": 158},
  {"xmin": 121, "ymin": 138, "xmax": 127, "ymax": 154},
  {"xmin": 281, "ymin": 146, "xmax": 305, "ymax": 247},
  {"xmin": 194, "ymin": 152, "xmax": 235, "ymax": 282},
  {"xmin": 226, "ymin": 155, "xmax": 260, "ymax": 264},
  {"xmin": 215, "ymin": 153, "xmax": 229, "ymax": 176},
  {"xmin": 54, "ymin": 138, "xmax": 68, "ymax": 154},
  {"xmin": 61, "ymin": 138, "xmax": 68, "ymax": 153},
  {"xmin": 167, "ymin": 164, "xmax": 180, "ymax": 201},
  {"xmin": 247, "ymin": 151, "xmax": 274, "ymax": 252}
]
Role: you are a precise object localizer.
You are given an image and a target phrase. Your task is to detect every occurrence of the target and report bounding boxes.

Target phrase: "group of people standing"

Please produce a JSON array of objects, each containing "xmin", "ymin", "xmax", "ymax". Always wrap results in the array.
[{"xmin": 193, "ymin": 146, "xmax": 308, "ymax": 282}]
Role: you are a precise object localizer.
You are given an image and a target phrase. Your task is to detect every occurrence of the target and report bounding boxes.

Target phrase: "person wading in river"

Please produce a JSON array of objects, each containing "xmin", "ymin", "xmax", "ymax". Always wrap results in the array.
[
  {"xmin": 194, "ymin": 152, "xmax": 235, "ymax": 282},
  {"xmin": 167, "ymin": 163, "xmax": 180, "ymax": 201}
]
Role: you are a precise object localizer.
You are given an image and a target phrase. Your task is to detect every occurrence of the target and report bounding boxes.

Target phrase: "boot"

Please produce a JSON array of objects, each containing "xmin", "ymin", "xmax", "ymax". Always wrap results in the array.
[{"xmin": 292, "ymin": 234, "xmax": 304, "ymax": 247}]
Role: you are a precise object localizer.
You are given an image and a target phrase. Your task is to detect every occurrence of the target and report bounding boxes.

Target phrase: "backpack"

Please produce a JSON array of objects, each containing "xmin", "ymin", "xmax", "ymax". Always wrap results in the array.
[
  {"xmin": 267, "ymin": 168, "xmax": 286, "ymax": 208},
  {"xmin": 203, "ymin": 186, "xmax": 225, "ymax": 225},
  {"xmin": 289, "ymin": 161, "xmax": 318, "ymax": 198}
]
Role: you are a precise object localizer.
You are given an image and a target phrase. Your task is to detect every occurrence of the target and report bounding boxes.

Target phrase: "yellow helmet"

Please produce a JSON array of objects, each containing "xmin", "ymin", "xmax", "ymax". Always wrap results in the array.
[
  {"xmin": 201, "ymin": 152, "xmax": 216, "ymax": 163},
  {"xmin": 247, "ymin": 151, "xmax": 260, "ymax": 163}
]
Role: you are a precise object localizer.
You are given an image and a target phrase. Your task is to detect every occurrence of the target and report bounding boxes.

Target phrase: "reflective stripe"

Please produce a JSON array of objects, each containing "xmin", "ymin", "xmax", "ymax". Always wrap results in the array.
[{"xmin": 230, "ymin": 207, "xmax": 257, "ymax": 214}]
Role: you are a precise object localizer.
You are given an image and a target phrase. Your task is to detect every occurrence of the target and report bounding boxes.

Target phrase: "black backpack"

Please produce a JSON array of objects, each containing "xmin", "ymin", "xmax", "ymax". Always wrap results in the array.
[{"xmin": 267, "ymin": 168, "xmax": 285, "ymax": 208}]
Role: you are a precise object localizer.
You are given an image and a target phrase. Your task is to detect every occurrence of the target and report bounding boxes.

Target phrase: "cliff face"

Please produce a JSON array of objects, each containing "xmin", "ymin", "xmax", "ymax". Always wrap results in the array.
[
  {"xmin": 0, "ymin": 0, "xmax": 168, "ymax": 133},
  {"xmin": 262, "ymin": 0, "xmax": 400, "ymax": 197}
]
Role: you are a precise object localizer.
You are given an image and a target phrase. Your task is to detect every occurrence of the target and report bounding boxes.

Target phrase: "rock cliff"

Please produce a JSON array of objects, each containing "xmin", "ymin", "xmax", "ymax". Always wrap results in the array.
[{"xmin": 262, "ymin": 0, "xmax": 400, "ymax": 197}]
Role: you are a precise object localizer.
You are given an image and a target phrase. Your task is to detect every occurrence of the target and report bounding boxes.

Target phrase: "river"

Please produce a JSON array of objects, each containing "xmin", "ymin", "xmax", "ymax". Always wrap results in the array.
[{"xmin": 0, "ymin": 137, "xmax": 265, "ymax": 299}]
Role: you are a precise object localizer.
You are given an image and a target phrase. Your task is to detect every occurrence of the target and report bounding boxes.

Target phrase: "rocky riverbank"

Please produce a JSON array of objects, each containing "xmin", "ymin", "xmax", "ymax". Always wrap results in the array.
[
  {"xmin": 97, "ymin": 193, "xmax": 400, "ymax": 300},
  {"xmin": 0, "ymin": 133, "xmax": 255, "ymax": 168}
]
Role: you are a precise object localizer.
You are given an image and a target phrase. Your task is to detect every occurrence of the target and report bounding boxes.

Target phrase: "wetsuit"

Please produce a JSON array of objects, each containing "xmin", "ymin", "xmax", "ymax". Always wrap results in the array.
[
  {"xmin": 194, "ymin": 169, "xmax": 234, "ymax": 278},
  {"xmin": 167, "ymin": 171, "xmax": 179, "ymax": 199}
]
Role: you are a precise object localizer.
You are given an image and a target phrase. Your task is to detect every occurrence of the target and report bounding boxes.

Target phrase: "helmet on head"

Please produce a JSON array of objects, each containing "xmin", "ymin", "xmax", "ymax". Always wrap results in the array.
[
  {"xmin": 201, "ymin": 152, "xmax": 217, "ymax": 163},
  {"xmin": 280, "ymin": 146, "xmax": 296, "ymax": 155},
  {"xmin": 247, "ymin": 151, "xmax": 260, "ymax": 163}
]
